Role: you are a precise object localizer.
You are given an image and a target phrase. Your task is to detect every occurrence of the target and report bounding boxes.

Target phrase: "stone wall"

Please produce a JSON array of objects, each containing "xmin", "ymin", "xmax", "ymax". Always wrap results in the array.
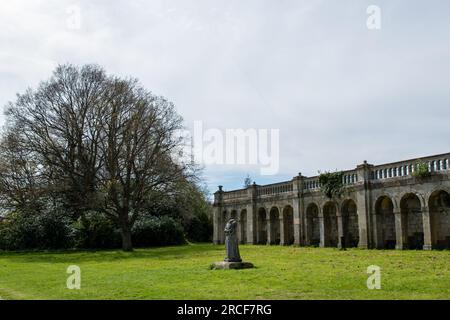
[{"xmin": 213, "ymin": 153, "xmax": 450, "ymax": 250}]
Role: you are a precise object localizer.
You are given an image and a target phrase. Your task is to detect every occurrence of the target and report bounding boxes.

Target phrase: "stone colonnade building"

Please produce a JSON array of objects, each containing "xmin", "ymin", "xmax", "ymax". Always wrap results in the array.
[{"xmin": 213, "ymin": 153, "xmax": 450, "ymax": 250}]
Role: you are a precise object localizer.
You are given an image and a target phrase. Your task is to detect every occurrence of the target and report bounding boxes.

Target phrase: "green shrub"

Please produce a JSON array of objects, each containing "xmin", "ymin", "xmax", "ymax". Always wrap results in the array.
[
  {"xmin": 185, "ymin": 212, "xmax": 212, "ymax": 242},
  {"xmin": 73, "ymin": 212, "xmax": 122, "ymax": 249},
  {"xmin": 38, "ymin": 210, "xmax": 75, "ymax": 249},
  {"xmin": 0, "ymin": 211, "xmax": 189, "ymax": 250},
  {"xmin": 0, "ymin": 213, "xmax": 38, "ymax": 250},
  {"xmin": 412, "ymin": 160, "xmax": 430, "ymax": 178},
  {"xmin": 318, "ymin": 171, "xmax": 344, "ymax": 199},
  {"xmin": 0, "ymin": 210, "xmax": 75, "ymax": 250},
  {"xmin": 132, "ymin": 215, "xmax": 186, "ymax": 247}
]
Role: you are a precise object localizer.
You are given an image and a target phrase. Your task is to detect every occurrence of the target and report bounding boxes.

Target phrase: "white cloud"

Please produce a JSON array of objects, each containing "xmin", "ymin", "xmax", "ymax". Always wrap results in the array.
[{"xmin": 1, "ymin": 0, "xmax": 449, "ymax": 193}]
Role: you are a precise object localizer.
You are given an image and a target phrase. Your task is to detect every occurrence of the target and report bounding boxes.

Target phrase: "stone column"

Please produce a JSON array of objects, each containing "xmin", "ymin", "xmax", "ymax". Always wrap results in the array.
[
  {"xmin": 304, "ymin": 214, "xmax": 310, "ymax": 246},
  {"xmin": 292, "ymin": 174, "xmax": 304, "ymax": 246},
  {"xmin": 355, "ymin": 161, "xmax": 374, "ymax": 249},
  {"xmin": 279, "ymin": 215, "xmax": 285, "ymax": 245},
  {"xmin": 236, "ymin": 216, "xmax": 241, "ymax": 243},
  {"xmin": 337, "ymin": 211, "xmax": 344, "ymax": 249},
  {"xmin": 212, "ymin": 186, "xmax": 223, "ymax": 244},
  {"xmin": 319, "ymin": 209, "xmax": 325, "ymax": 248},
  {"xmin": 394, "ymin": 209, "xmax": 405, "ymax": 250},
  {"xmin": 371, "ymin": 212, "xmax": 382, "ymax": 248},
  {"xmin": 293, "ymin": 200, "xmax": 301, "ymax": 246},
  {"xmin": 220, "ymin": 212, "xmax": 226, "ymax": 244},
  {"xmin": 246, "ymin": 183, "xmax": 258, "ymax": 244},
  {"xmin": 356, "ymin": 203, "xmax": 369, "ymax": 249},
  {"xmin": 422, "ymin": 206, "xmax": 433, "ymax": 250},
  {"xmin": 266, "ymin": 212, "xmax": 272, "ymax": 245},
  {"xmin": 246, "ymin": 204, "xmax": 256, "ymax": 244},
  {"xmin": 212, "ymin": 206, "xmax": 221, "ymax": 244},
  {"xmin": 255, "ymin": 212, "xmax": 260, "ymax": 244}
]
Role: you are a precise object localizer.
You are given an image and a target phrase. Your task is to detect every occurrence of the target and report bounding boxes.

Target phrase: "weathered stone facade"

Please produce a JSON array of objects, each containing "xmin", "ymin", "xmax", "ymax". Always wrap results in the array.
[{"xmin": 213, "ymin": 153, "xmax": 450, "ymax": 250}]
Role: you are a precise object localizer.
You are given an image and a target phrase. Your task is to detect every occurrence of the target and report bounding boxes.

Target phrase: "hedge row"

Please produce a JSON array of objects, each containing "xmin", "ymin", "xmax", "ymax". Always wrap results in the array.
[{"xmin": 0, "ymin": 211, "xmax": 189, "ymax": 251}]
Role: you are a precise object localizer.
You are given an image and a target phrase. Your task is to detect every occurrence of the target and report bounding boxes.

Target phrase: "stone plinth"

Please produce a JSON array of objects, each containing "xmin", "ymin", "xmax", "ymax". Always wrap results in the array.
[{"xmin": 210, "ymin": 261, "xmax": 254, "ymax": 270}]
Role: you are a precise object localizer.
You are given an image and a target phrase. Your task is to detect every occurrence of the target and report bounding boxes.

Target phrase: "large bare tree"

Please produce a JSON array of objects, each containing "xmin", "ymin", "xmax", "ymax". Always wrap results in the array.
[{"xmin": 2, "ymin": 64, "xmax": 192, "ymax": 251}]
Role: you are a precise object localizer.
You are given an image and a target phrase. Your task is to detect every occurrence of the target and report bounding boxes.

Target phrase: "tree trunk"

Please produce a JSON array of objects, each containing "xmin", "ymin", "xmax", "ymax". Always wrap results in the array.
[{"xmin": 119, "ymin": 216, "xmax": 133, "ymax": 252}]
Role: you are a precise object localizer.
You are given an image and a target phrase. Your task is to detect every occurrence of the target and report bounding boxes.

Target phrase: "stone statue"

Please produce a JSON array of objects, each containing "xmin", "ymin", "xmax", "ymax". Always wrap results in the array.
[
  {"xmin": 210, "ymin": 217, "xmax": 253, "ymax": 269},
  {"xmin": 224, "ymin": 219, "xmax": 241, "ymax": 262}
]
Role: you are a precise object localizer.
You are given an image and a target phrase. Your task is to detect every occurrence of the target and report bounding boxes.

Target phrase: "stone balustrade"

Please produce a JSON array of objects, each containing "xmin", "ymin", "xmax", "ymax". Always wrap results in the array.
[{"xmin": 371, "ymin": 153, "xmax": 450, "ymax": 181}]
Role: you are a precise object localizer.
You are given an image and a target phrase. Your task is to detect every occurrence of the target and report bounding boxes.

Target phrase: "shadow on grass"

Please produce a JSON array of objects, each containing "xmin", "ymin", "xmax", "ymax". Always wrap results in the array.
[{"xmin": 0, "ymin": 243, "xmax": 226, "ymax": 263}]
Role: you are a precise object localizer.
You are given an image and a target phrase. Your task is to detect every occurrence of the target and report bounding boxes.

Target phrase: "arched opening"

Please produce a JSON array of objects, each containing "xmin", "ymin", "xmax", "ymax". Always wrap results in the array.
[
  {"xmin": 240, "ymin": 209, "xmax": 247, "ymax": 244},
  {"xmin": 230, "ymin": 210, "xmax": 237, "ymax": 220},
  {"xmin": 323, "ymin": 202, "xmax": 338, "ymax": 247},
  {"xmin": 306, "ymin": 203, "xmax": 320, "ymax": 246},
  {"xmin": 282, "ymin": 206, "xmax": 294, "ymax": 245},
  {"xmin": 375, "ymin": 196, "xmax": 396, "ymax": 249},
  {"xmin": 400, "ymin": 193, "xmax": 423, "ymax": 249},
  {"xmin": 257, "ymin": 208, "xmax": 267, "ymax": 244},
  {"xmin": 341, "ymin": 199, "xmax": 359, "ymax": 247},
  {"xmin": 269, "ymin": 207, "xmax": 281, "ymax": 245},
  {"xmin": 428, "ymin": 190, "xmax": 450, "ymax": 249}
]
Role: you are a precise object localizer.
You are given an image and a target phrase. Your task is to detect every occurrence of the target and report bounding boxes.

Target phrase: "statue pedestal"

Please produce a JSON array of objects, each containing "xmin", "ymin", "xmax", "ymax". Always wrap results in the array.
[{"xmin": 210, "ymin": 261, "xmax": 254, "ymax": 270}]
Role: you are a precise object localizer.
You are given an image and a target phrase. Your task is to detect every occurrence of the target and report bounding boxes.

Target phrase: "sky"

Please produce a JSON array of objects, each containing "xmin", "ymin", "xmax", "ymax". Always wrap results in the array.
[{"xmin": 1, "ymin": 0, "xmax": 450, "ymax": 195}]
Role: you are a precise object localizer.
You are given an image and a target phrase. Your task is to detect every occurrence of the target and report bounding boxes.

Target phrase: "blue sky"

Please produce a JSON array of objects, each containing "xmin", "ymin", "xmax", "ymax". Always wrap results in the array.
[{"xmin": 1, "ymin": 0, "xmax": 450, "ymax": 196}]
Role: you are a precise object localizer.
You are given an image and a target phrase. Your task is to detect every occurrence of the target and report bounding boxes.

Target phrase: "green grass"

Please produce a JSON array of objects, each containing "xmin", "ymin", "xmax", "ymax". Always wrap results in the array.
[{"xmin": 0, "ymin": 244, "xmax": 448, "ymax": 300}]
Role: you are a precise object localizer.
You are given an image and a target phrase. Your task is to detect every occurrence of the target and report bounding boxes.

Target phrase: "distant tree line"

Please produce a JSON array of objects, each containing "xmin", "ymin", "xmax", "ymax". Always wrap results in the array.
[{"xmin": 0, "ymin": 64, "xmax": 212, "ymax": 251}]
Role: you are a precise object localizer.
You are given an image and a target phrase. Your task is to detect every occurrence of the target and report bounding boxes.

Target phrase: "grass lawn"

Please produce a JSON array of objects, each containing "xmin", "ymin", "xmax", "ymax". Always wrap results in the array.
[{"xmin": 0, "ymin": 243, "xmax": 448, "ymax": 300}]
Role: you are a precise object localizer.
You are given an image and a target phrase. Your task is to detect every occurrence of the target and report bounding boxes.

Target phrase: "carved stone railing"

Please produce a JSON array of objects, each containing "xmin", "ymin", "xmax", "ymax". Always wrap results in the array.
[
  {"xmin": 256, "ymin": 181, "xmax": 293, "ymax": 197},
  {"xmin": 342, "ymin": 170, "xmax": 359, "ymax": 186},
  {"xmin": 303, "ymin": 169, "xmax": 358, "ymax": 191},
  {"xmin": 303, "ymin": 176, "xmax": 320, "ymax": 191},
  {"xmin": 217, "ymin": 152, "xmax": 450, "ymax": 203},
  {"xmin": 371, "ymin": 153, "xmax": 450, "ymax": 181},
  {"xmin": 222, "ymin": 188, "xmax": 248, "ymax": 201}
]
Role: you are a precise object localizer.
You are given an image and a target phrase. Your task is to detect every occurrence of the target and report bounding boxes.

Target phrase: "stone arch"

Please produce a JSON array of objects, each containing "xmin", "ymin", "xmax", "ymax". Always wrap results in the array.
[
  {"xmin": 397, "ymin": 192, "xmax": 426, "ymax": 209},
  {"xmin": 323, "ymin": 201, "xmax": 339, "ymax": 247},
  {"xmin": 222, "ymin": 209, "xmax": 228, "ymax": 221},
  {"xmin": 374, "ymin": 196, "xmax": 396, "ymax": 249},
  {"xmin": 424, "ymin": 187, "xmax": 450, "ymax": 202},
  {"xmin": 269, "ymin": 207, "xmax": 281, "ymax": 245},
  {"xmin": 306, "ymin": 202, "xmax": 320, "ymax": 246},
  {"xmin": 428, "ymin": 190, "xmax": 450, "ymax": 249},
  {"xmin": 230, "ymin": 209, "xmax": 238, "ymax": 220},
  {"xmin": 282, "ymin": 205, "xmax": 294, "ymax": 245},
  {"xmin": 341, "ymin": 199, "xmax": 359, "ymax": 247},
  {"xmin": 240, "ymin": 209, "xmax": 247, "ymax": 244},
  {"xmin": 400, "ymin": 193, "xmax": 424, "ymax": 249},
  {"xmin": 257, "ymin": 207, "xmax": 267, "ymax": 244}
]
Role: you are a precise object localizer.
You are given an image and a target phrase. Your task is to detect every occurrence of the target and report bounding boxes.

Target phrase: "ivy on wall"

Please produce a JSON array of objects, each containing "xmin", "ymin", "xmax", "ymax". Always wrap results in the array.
[{"xmin": 318, "ymin": 171, "xmax": 345, "ymax": 199}]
